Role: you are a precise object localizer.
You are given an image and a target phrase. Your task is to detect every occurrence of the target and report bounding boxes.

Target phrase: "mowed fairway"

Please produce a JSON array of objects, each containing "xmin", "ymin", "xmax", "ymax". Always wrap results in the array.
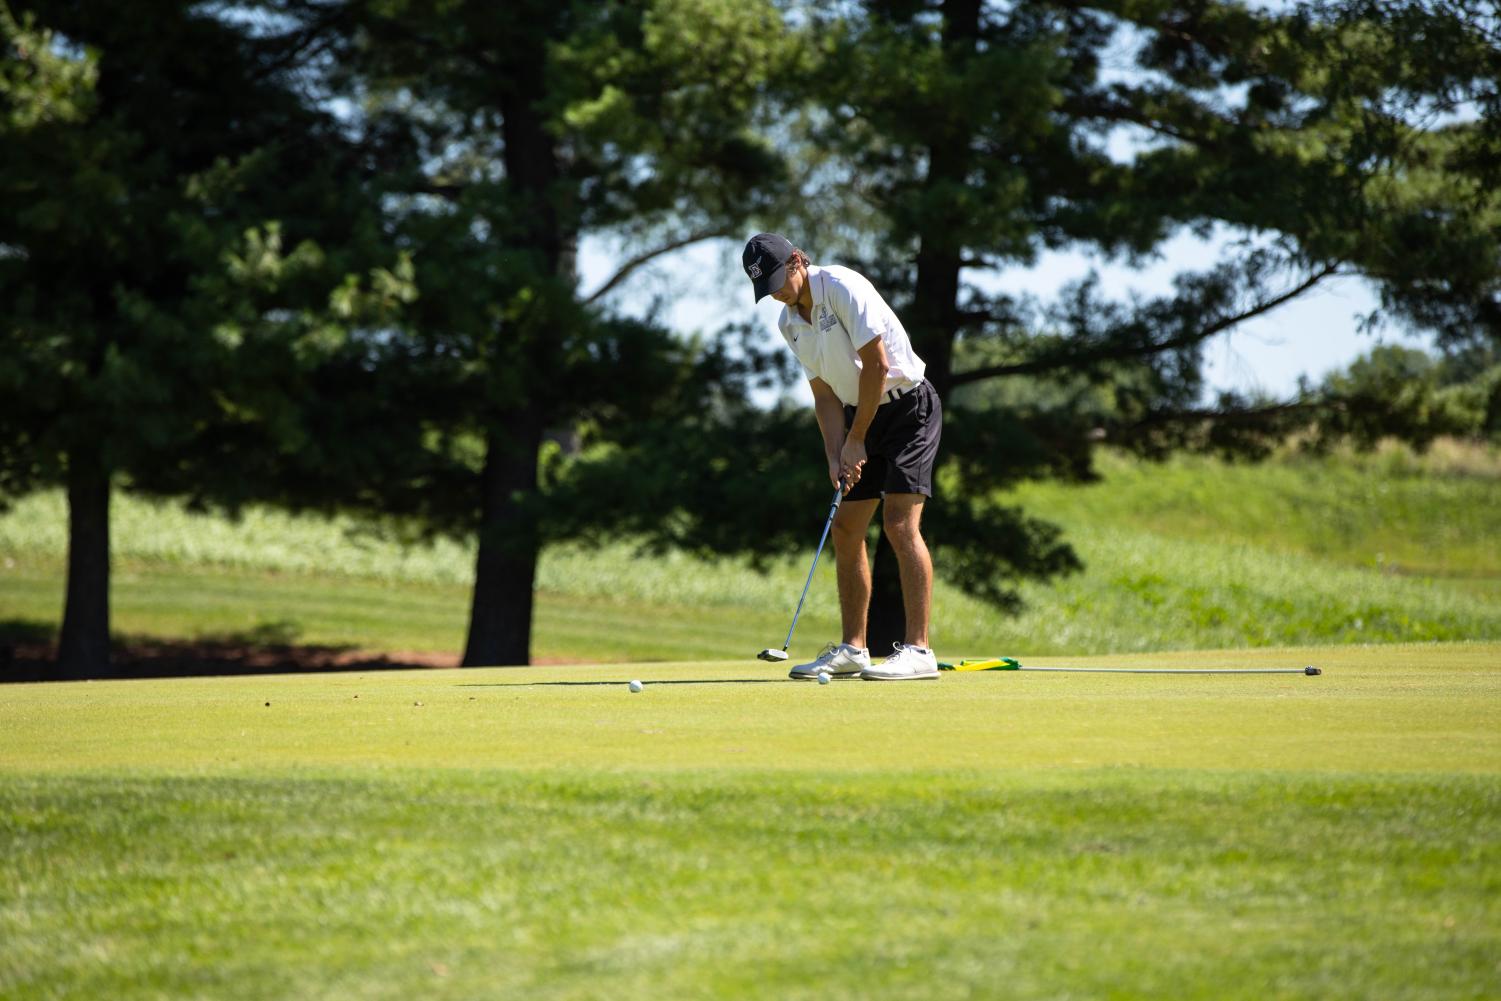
[{"xmin": 3, "ymin": 644, "xmax": 1498, "ymax": 1000}]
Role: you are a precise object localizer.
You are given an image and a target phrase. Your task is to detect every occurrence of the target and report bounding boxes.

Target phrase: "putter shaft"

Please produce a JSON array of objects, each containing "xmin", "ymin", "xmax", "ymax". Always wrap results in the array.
[{"xmin": 779, "ymin": 482, "xmax": 844, "ymax": 651}]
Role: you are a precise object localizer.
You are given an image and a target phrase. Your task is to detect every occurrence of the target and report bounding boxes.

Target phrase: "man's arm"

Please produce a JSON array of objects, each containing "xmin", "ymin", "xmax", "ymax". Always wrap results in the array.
[
  {"xmin": 809, "ymin": 377, "xmax": 848, "ymax": 489},
  {"xmin": 838, "ymin": 337, "xmax": 891, "ymax": 487}
]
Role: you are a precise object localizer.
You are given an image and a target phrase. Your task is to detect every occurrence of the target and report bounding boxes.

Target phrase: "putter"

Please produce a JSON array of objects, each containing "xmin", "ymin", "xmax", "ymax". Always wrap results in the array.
[
  {"xmin": 939, "ymin": 657, "xmax": 1321, "ymax": 675},
  {"xmin": 758, "ymin": 480, "xmax": 845, "ymax": 663}
]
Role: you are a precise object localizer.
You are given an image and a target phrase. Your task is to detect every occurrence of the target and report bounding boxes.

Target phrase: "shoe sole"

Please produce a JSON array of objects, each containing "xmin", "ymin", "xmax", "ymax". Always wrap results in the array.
[
  {"xmin": 789, "ymin": 670, "xmax": 866, "ymax": 681},
  {"xmin": 859, "ymin": 670, "xmax": 940, "ymax": 681}
]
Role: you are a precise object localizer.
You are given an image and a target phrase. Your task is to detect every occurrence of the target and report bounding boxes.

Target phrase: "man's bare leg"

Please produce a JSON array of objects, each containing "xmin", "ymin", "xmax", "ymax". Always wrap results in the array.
[
  {"xmin": 881, "ymin": 494, "xmax": 932, "ymax": 648},
  {"xmin": 830, "ymin": 498, "xmax": 879, "ymax": 649}
]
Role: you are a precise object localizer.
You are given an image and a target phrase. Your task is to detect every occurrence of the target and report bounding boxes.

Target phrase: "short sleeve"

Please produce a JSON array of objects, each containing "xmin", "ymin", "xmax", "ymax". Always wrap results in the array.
[{"xmin": 825, "ymin": 273, "xmax": 884, "ymax": 351}]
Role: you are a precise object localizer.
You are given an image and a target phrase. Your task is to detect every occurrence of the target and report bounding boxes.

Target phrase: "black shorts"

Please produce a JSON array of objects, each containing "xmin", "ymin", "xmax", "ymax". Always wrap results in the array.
[{"xmin": 842, "ymin": 380, "xmax": 942, "ymax": 502}]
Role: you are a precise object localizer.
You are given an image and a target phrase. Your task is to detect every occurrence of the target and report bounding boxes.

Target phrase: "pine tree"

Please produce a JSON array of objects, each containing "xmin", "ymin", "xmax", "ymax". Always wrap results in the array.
[
  {"xmin": 0, "ymin": 1, "xmax": 404, "ymax": 677},
  {"xmin": 296, "ymin": 0, "xmax": 802, "ymax": 664}
]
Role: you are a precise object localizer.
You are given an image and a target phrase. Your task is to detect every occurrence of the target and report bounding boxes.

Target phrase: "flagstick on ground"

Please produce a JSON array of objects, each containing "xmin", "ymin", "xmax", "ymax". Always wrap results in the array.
[{"xmin": 938, "ymin": 658, "xmax": 1322, "ymax": 676}]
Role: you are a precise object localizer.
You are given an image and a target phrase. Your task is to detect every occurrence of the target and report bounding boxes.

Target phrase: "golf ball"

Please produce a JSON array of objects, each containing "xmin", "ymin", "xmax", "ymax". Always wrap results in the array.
[
  {"xmin": 628, "ymin": 680, "xmax": 643, "ymax": 693},
  {"xmin": 817, "ymin": 671, "xmax": 831, "ymax": 685}
]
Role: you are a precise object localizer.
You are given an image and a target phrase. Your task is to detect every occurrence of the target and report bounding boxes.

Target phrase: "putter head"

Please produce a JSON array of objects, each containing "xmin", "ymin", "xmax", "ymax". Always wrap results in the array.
[{"xmin": 757, "ymin": 648, "xmax": 789, "ymax": 663}]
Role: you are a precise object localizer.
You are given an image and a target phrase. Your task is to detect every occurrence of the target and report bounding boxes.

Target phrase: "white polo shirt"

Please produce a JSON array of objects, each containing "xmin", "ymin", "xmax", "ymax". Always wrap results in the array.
[{"xmin": 777, "ymin": 264, "xmax": 927, "ymax": 407}]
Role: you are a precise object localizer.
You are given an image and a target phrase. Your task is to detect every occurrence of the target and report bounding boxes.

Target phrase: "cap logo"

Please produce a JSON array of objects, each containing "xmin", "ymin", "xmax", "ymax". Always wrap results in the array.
[{"xmin": 747, "ymin": 256, "xmax": 763, "ymax": 280}]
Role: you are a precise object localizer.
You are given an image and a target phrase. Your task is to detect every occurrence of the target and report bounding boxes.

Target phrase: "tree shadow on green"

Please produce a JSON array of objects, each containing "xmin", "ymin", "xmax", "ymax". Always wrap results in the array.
[
  {"xmin": 0, "ymin": 618, "xmax": 455, "ymax": 683},
  {"xmin": 458, "ymin": 679, "xmax": 791, "ymax": 688}
]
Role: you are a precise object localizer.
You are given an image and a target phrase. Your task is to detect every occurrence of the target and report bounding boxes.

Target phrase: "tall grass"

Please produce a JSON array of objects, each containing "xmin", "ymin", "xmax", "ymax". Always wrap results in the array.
[
  {"xmin": 940, "ymin": 524, "xmax": 1499, "ymax": 654},
  {"xmin": 1010, "ymin": 444, "xmax": 1501, "ymax": 579},
  {"xmin": 0, "ymin": 492, "xmax": 479, "ymax": 585},
  {"xmin": 2, "ymin": 439, "xmax": 1498, "ymax": 658}
]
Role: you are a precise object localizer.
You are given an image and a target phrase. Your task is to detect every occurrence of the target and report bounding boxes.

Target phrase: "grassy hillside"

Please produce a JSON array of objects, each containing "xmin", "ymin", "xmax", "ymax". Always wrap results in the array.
[
  {"xmin": 1, "ymin": 440, "xmax": 1498, "ymax": 663},
  {"xmin": 1, "ymin": 645, "xmax": 1497, "ymax": 1000},
  {"xmin": 1020, "ymin": 441, "xmax": 1501, "ymax": 590}
]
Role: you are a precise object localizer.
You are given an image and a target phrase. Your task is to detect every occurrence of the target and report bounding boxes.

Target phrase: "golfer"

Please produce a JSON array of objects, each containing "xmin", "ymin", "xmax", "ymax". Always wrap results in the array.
[{"xmin": 743, "ymin": 233, "xmax": 943, "ymax": 681}]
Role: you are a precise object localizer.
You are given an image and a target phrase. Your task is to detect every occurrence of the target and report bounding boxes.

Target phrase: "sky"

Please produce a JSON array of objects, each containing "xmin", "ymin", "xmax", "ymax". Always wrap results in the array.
[{"xmin": 578, "ymin": 231, "xmax": 1429, "ymax": 408}]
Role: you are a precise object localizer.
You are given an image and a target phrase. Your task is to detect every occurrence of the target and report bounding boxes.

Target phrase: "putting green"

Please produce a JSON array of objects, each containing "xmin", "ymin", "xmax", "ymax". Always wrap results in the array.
[
  {"xmin": 1, "ymin": 642, "xmax": 1497, "ymax": 1000},
  {"xmin": 2, "ymin": 642, "xmax": 1496, "ymax": 776}
]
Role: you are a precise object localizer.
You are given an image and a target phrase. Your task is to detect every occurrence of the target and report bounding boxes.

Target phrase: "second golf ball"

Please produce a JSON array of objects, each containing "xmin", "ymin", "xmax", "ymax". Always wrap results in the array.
[
  {"xmin": 628, "ymin": 680, "xmax": 643, "ymax": 693},
  {"xmin": 817, "ymin": 671, "xmax": 831, "ymax": 685}
]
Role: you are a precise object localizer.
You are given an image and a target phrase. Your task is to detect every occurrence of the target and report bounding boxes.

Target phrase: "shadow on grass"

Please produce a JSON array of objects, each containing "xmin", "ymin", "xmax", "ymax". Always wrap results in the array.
[
  {"xmin": 0, "ymin": 618, "xmax": 457, "ymax": 683},
  {"xmin": 459, "ymin": 678, "xmax": 794, "ymax": 688}
]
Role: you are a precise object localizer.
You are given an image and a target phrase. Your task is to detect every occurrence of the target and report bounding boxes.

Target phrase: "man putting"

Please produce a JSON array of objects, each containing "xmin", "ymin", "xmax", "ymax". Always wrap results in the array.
[{"xmin": 743, "ymin": 233, "xmax": 943, "ymax": 681}]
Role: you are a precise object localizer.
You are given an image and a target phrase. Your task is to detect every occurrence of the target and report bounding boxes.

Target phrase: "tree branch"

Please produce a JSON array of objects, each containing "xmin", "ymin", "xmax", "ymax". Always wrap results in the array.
[
  {"xmin": 1105, "ymin": 398, "xmax": 1324, "ymax": 439},
  {"xmin": 582, "ymin": 230, "xmax": 730, "ymax": 305},
  {"xmin": 1060, "ymin": 91, "xmax": 1226, "ymax": 151},
  {"xmin": 246, "ymin": 5, "xmax": 353, "ymax": 84},
  {"xmin": 949, "ymin": 263, "xmax": 1342, "ymax": 388},
  {"xmin": 412, "ymin": 181, "xmax": 468, "ymax": 202}
]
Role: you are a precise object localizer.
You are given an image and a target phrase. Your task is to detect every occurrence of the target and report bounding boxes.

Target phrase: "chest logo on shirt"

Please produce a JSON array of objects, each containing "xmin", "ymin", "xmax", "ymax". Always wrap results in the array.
[{"xmin": 818, "ymin": 308, "xmax": 838, "ymax": 333}]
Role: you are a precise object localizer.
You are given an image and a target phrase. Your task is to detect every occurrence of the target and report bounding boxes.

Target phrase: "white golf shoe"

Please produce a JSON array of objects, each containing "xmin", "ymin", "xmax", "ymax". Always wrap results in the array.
[
  {"xmin": 861, "ymin": 643, "xmax": 940, "ymax": 681},
  {"xmin": 789, "ymin": 643, "xmax": 871, "ymax": 680}
]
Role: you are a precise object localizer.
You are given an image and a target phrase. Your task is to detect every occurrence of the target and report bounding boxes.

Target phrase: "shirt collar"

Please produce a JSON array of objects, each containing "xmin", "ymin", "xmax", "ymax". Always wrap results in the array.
[
  {"xmin": 805, "ymin": 264, "xmax": 827, "ymax": 307},
  {"xmin": 779, "ymin": 264, "xmax": 826, "ymax": 329}
]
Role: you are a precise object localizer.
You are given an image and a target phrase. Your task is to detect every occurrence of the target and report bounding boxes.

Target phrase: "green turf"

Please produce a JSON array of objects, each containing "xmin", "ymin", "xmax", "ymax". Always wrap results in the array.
[
  {"xmin": 2, "ymin": 441, "xmax": 1499, "ymax": 663},
  {"xmin": 0, "ymin": 562, "xmax": 832, "ymax": 663},
  {"xmin": 1, "ymin": 644, "xmax": 1497, "ymax": 999},
  {"xmin": 5, "ymin": 452, "xmax": 1501, "ymax": 661},
  {"xmin": 1014, "ymin": 445, "xmax": 1501, "ymax": 580},
  {"xmin": 3, "ymin": 644, "xmax": 1497, "ymax": 773}
]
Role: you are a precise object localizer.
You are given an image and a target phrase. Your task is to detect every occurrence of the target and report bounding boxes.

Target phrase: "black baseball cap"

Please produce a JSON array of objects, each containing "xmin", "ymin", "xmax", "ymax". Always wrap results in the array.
[{"xmin": 743, "ymin": 232, "xmax": 795, "ymax": 302}]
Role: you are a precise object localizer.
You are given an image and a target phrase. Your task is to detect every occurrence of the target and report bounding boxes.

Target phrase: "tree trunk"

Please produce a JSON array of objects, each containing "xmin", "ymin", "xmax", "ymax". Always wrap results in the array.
[
  {"xmin": 456, "ymin": 10, "xmax": 567, "ymax": 668},
  {"xmin": 56, "ymin": 448, "xmax": 113, "ymax": 680},
  {"xmin": 462, "ymin": 416, "xmax": 544, "ymax": 667},
  {"xmin": 910, "ymin": 0, "xmax": 979, "ymax": 400},
  {"xmin": 866, "ymin": 524, "xmax": 906, "ymax": 658},
  {"xmin": 862, "ymin": 0, "xmax": 981, "ymax": 650}
]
